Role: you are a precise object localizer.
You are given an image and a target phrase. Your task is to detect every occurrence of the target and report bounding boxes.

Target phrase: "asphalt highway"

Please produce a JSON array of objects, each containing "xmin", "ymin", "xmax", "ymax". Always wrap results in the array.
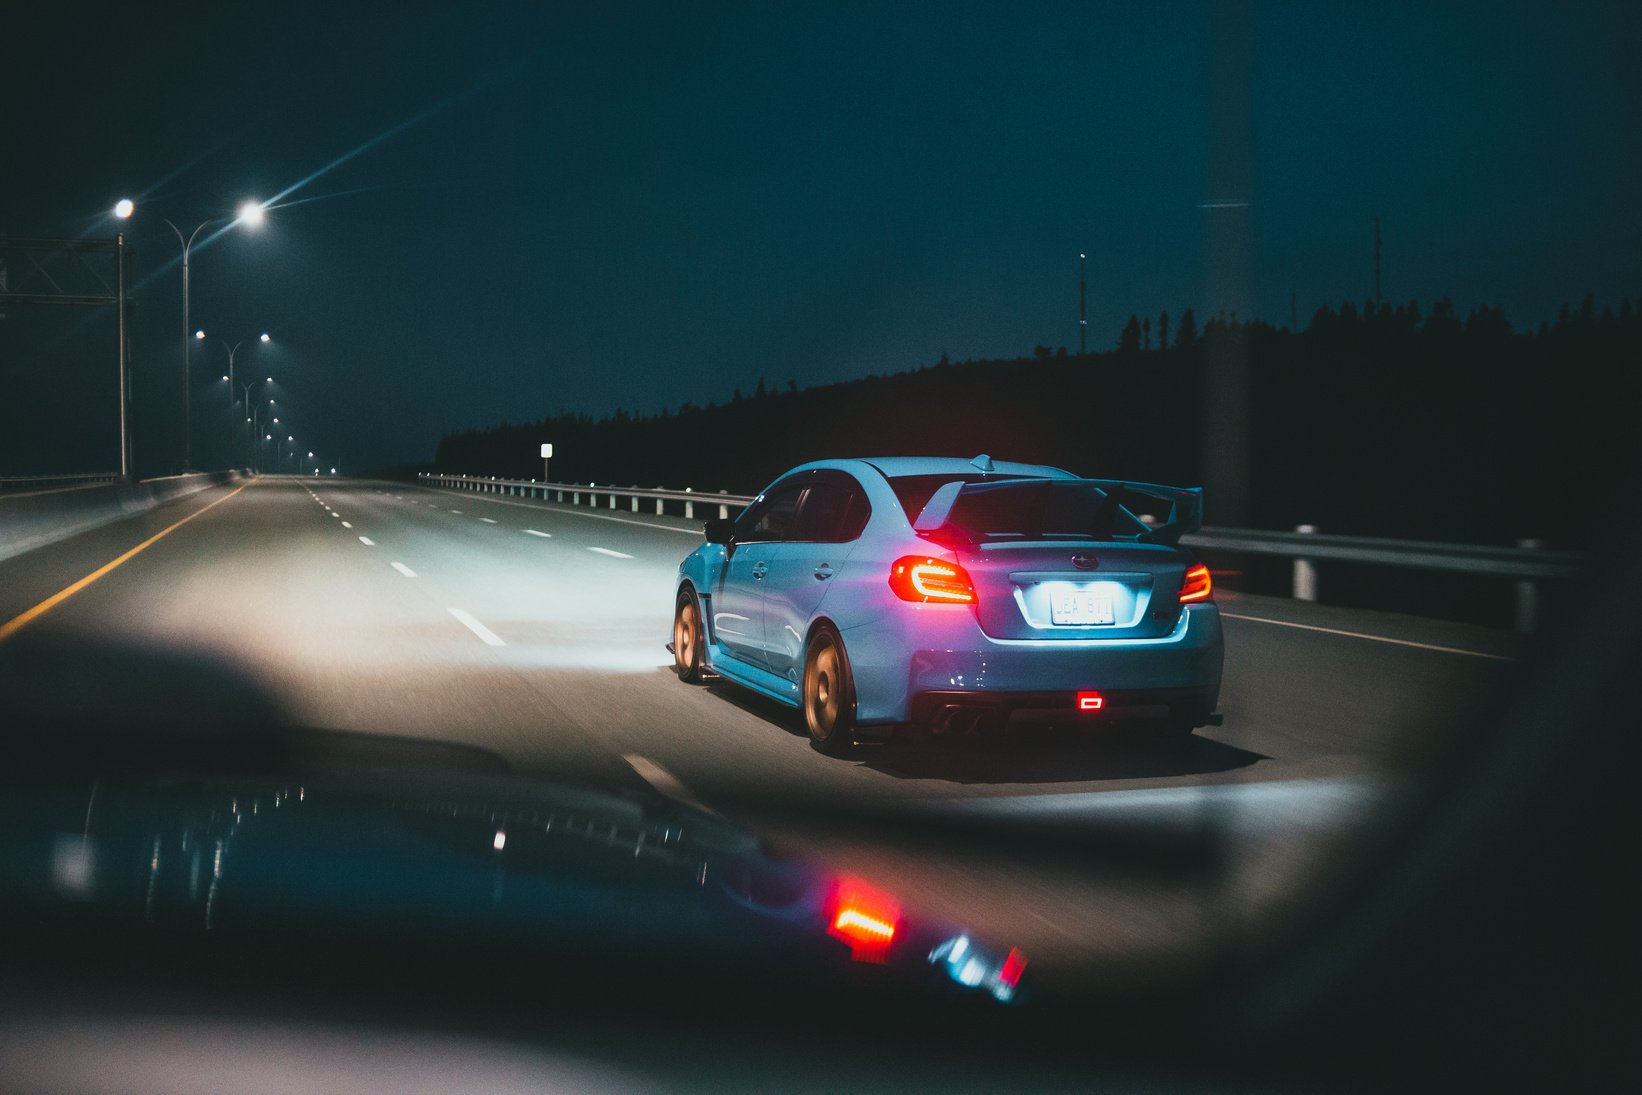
[{"xmin": 0, "ymin": 476, "xmax": 1528, "ymax": 990}]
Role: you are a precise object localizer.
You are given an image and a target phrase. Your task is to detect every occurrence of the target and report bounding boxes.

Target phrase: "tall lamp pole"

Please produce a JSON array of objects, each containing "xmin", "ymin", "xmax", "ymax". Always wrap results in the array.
[
  {"xmin": 115, "ymin": 199, "xmax": 265, "ymax": 472},
  {"xmin": 218, "ymin": 335, "xmax": 270, "ymax": 468},
  {"xmin": 1078, "ymin": 252, "xmax": 1087, "ymax": 356}
]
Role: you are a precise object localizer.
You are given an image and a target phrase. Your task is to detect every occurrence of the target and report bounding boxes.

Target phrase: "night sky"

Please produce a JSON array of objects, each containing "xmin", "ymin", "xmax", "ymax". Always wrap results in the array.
[{"xmin": 3, "ymin": 1, "xmax": 1638, "ymax": 475}]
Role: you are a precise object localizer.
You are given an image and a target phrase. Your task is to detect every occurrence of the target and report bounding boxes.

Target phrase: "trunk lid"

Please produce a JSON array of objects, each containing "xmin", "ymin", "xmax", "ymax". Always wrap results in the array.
[
  {"xmin": 906, "ymin": 476, "xmax": 1205, "ymax": 641},
  {"xmin": 957, "ymin": 541, "xmax": 1191, "ymax": 640}
]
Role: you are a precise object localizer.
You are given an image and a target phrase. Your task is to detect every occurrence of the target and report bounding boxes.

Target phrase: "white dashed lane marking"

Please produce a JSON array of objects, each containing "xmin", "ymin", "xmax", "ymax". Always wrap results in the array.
[
  {"xmin": 479, "ymin": 518, "xmax": 498, "ymax": 524},
  {"xmin": 623, "ymin": 754, "xmax": 717, "ymax": 816},
  {"xmin": 523, "ymin": 529, "xmax": 552, "ymax": 538},
  {"xmin": 359, "ymin": 537, "xmax": 375, "ymax": 546},
  {"xmin": 390, "ymin": 562, "xmax": 417, "ymax": 577},
  {"xmin": 448, "ymin": 608, "xmax": 506, "ymax": 647},
  {"xmin": 342, "ymin": 521, "xmax": 352, "ymax": 528}
]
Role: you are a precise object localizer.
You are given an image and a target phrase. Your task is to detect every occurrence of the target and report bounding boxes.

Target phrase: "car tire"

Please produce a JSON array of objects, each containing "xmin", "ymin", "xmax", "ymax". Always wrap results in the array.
[
  {"xmin": 673, "ymin": 587, "xmax": 705, "ymax": 683},
  {"xmin": 803, "ymin": 625, "xmax": 856, "ymax": 756}
]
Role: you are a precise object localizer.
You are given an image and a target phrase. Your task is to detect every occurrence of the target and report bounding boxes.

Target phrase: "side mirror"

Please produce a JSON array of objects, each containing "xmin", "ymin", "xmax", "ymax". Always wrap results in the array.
[{"xmin": 704, "ymin": 518, "xmax": 735, "ymax": 545}]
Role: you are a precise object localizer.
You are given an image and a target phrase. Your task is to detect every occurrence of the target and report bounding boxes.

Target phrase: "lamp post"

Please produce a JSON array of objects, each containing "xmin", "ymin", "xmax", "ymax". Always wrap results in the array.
[
  {"xmin": 218, "ymin": 335, "xmax": 269, "ymax": 395},
  {"xmin": 251, "ymin": 399, "xmax": 276, "ymax": 473},
  {"xmin": 116, "ymin": 199, "xmax": 265, "ymax": 472},
  {"xmin": 216, "ymin": 337, "xmax": 269, "ymax": 468},
  {"xmin": 271, "ymin": 418, "xmax": 282, "ymax": 471},
  {"xmin": 240, "ymin": 378, "xmax": 274, "ymax": 468}
]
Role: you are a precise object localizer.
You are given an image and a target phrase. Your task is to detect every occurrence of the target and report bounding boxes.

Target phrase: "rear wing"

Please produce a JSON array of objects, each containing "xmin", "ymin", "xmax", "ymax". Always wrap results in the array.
[
  {"xmin": 1098, "ymin": 480, "xmax": 1203, "ymax": 544},
  {"xmin": 913, "ymin": 478, "xmax": 1203, "ymax": 545}
]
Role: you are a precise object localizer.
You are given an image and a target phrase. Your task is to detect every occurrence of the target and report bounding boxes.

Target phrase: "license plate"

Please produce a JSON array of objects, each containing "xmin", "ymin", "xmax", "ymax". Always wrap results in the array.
[{"xmin": 1049, "ymin": 589, "xmax": 1114, "ymax": 625}]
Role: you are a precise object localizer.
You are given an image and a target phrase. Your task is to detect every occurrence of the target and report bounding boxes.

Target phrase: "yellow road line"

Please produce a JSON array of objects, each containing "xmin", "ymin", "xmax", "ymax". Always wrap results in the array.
[{"xmin": 0, "ymin": 482, "xmax": 250, "ymax": 642}]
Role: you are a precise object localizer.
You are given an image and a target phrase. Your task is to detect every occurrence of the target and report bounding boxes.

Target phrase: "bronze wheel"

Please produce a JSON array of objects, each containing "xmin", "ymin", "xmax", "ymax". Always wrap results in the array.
[
  {"xmin": 673, "ymin": 588, "xmax": 704, "ymax": 682},
  {"xmin": 803, "ymin": 626, "xmax": 856, "ymax": 756}
]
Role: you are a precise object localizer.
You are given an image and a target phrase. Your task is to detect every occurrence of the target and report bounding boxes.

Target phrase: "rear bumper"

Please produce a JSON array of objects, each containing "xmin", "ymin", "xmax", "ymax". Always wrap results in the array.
[
  {"xmin": 842, "ymin": 603, "xmax": 1223, "ymax": 725},
  {"xmin": 910, "ymin": 686, "xmax": 1216, "ymax": 730}
]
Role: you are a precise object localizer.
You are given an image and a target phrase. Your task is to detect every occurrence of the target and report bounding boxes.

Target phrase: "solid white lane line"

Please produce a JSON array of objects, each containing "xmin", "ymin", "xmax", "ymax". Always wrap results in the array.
[
  {"xmin": 1218, "ymin": 612, "xmax": 1515, "ymax": 661},
  {"xmin": 622, "ymin": 754, "xmax": 717, "ymax": 816},
  {"xmin": 342, "ymin": 521, "xmax": 353, "ymax": 528},
  {"xmin": 359, "ymin": 537, "xmax": 375, "ymax": 546},
  {"xmin": 587, "ymin": 546, "xmax": 634, "ymax": 559},
  {"xmin": 448, "ymin": 607, "xmax": 505, "ymax": 647},
  {"xmin": 479, "ymin": 517, "xmax": 498, "ymax": 524},
  {"xmin": 390, "ymin": 562, "xmax": 416, "ymax": 577},
  {"xmin": 523, "ymin": 529, "xmax": 552, "ymax": 538}
]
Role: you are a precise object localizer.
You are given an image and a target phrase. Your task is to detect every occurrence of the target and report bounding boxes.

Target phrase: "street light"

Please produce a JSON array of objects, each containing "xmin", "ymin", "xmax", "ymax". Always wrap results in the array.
[
  {"xmin": 251, "ymin": 404, "xmax": 281, "ymax": 474},
  {"xmin": 114, "ymin": 197, "xmax": 266, "ymax": 472},
  {"xmin": 209, "ymin": 333, "xmax": 270, "ymax": 468}
]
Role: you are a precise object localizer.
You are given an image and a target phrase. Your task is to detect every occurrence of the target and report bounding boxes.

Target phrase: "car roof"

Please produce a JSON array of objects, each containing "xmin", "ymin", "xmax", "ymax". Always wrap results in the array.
[{"xmin": 791, "ymin": 456, "xmax": 1079, "ymax": 481}]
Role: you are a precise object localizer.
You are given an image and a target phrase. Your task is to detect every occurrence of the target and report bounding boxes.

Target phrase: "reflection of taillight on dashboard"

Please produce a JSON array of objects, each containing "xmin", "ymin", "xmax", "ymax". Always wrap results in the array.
[
  {"xmin": 827, "ymin": 878, "xmax": 901, "ymax": 963},
  {"xmin": 998, "ymin": 947, "xmax": 1028, "ymax": 992},
  {"xmin": 1178, "ymin": 563, "xmax": 1213, "ymax": 603},
  {"xmin": 889, "ymin": 556, "xmax": 977, "ymax": 604}
]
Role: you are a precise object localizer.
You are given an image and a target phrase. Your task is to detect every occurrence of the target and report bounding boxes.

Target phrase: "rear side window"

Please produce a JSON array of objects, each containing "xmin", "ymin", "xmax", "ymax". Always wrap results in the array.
[
  {"xmin": 945, "ymin": 480, "xmax": 1148, "ymax": 542},
  {"xmin": 793, "ymin": 483, "xmax": 870, "ymax": 543}
]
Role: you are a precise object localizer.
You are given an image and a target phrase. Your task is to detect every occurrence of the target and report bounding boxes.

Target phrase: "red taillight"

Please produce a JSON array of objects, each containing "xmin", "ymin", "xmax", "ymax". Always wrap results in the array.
[
  {"xmin": 1077, "ymin": 691, "xmax": 1104, "ymax": 711},
  {"xmin": 998, "ymin": 947, "xmax": 1028, "ymax": 990},
  {"xmin": 827, "ymin": 878, "xmax": 901, "ymax": 964},
  {"xmin": 1178, "ymin": 563, "xmax": 1212, "ymax": 603},
  {"xmin": 889, "ymin": 556, "xmax": 977, "ymax": 604}
]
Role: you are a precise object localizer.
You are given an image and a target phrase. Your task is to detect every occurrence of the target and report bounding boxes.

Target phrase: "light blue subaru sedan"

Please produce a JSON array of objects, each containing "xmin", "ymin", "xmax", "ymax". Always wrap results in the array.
[{"xmin": 670, "ymin": 455, "xmax": 1224, "ymax": 754}]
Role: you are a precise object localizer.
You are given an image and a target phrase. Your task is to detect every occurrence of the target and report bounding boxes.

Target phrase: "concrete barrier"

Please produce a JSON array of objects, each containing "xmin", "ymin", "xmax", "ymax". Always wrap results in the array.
[{"xmin": 0, "ymin": 471, "xmax": 244, "ymax": 565}]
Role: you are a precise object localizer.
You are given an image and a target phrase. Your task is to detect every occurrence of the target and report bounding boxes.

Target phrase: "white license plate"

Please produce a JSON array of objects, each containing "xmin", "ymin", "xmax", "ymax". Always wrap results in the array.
[{"xmin": 1049, "ymin": 589, "xmax": 1114, "ymax": 626}]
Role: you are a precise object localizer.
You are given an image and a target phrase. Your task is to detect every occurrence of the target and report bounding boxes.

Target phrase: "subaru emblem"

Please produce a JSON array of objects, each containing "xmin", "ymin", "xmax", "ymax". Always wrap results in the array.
[{"xmin": 1071, "ymin": 554, "xmax": 1097, "ymax": 570}]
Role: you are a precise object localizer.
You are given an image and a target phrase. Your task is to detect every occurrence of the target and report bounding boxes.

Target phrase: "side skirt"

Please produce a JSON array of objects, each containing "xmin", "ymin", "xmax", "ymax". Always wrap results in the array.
[{"xmin": 705, "ymin": 645, "xmax": 802, "ymax": 708}]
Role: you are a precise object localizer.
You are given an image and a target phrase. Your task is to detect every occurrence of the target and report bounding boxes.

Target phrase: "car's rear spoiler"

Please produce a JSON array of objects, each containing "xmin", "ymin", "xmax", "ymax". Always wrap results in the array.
[{"xmin": 914, "ymin": 478, "xmax": 1203, "ymax": 545}]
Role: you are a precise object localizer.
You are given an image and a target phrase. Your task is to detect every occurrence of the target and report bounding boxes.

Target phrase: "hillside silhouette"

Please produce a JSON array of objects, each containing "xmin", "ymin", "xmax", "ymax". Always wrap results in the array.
[{"xmin": 434, "ymin": 296, "xmax": 1637, "ymax": 564}]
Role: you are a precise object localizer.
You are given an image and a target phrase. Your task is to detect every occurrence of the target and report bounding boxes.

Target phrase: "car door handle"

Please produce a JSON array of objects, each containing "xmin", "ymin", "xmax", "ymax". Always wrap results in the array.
[
  {"xmin": 813, "ymin": 563, "xmax": 833, "ymax": 581},
  {"xmin": 751, "ymin": 562, "xmax": 767, "ymax": 580}
]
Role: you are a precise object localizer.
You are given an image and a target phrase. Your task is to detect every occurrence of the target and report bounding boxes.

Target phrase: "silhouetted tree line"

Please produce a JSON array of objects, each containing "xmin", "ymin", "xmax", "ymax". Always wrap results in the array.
[{"xmin": 433, "ymin": 296, "xmax": 1637, "ymax": 565}]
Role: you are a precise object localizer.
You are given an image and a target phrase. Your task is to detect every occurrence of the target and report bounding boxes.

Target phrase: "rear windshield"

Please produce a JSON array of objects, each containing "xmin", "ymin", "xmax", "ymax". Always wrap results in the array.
[
  {"xmin": 891, "ymin": 476, "xmax": 1148, "ymax": 542},
  {"xmin": 886, "ymin": 474, "xmax": 1030, "ymax": 524}
]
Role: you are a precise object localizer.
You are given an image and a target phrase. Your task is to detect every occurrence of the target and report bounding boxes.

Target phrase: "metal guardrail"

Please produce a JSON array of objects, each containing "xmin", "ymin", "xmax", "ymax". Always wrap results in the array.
[
  {"xmin": 1181, "ymin": 527, "xmax": 1580, "ymax": 581},
  {"xmin": 422, "ymin": 473, "xmax": 755, "ymax": 519},
  {"xmin": 419, "ymin": 473, "xmax": 1584, "ymax": 631},
  {"xmin": 0, "ymin": 472, "xmax": 121, "ymax": 493}
]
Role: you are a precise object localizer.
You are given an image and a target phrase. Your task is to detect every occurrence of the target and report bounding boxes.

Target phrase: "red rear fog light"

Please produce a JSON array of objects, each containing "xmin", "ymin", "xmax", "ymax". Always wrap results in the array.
[{"xmin": 1077, "ymin": 691, "xmax": 1104, "ymax": 711}]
